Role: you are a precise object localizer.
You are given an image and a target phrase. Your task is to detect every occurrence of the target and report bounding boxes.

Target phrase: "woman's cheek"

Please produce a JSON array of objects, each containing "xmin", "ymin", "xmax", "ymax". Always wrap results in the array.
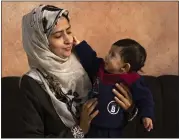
[{"xmin": 68, "ymin": 35, "xmax": 73, "ymax": 43}]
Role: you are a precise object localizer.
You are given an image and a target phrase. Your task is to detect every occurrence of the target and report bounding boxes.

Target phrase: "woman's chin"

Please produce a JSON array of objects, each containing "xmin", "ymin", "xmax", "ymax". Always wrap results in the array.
[
  {"xmin": 57, "ymin": 51, "xmax": 72, "ymax": 59},
  {"xmin": 64, "ymin": 51, "xmax": 72, "ymax": 58}
]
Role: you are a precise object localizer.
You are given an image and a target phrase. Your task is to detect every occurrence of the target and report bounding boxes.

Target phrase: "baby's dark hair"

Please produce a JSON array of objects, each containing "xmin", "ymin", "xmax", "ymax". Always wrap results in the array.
[{"xmin": 113, "ymin": 38, "xmax": 146, "ymax": 72}]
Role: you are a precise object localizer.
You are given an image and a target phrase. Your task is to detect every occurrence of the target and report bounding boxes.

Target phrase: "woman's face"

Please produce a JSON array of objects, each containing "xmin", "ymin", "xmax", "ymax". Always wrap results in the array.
[{"xmin": 48, "ymin": 17, "xmax": 73, "ymax": 58}]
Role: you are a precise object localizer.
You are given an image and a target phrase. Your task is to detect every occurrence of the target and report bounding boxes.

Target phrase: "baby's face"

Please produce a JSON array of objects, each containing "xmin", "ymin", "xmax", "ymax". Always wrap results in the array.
[{"xmin": 104, "ymin": 46, "xmax": 124, "ymax": 74}]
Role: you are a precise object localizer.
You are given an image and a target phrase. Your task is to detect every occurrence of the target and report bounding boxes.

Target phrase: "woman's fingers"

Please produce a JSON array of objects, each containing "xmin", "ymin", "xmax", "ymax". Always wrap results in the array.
[
  {"xmin": 119, "ymin": 83, "xmax": 130, "ymax": 93},
  {"xmin": 115, "ymin": 83, "xmax": 130, "ymax": 99},
  {"xmin": 83, "ymin": 98, "xmax": 97, "ymax": 110},
  {"xmin": 87, "ymin": 100, "xmax": 98, "ymax": 115},
  {"xmin": 120, "ymin": 83, "xmax": 132, "ymax": 98},
  {"xmin": 112, "ymin": 88, "xmax": 125, "ymax": 99},
  {"xmin": 114, "ymin": 96, "xmax": 127, "ymax": 110},
  {"xmin": 112, "ymin": 89, "xmax": 130, "ymax": 106},
  {"xmin": 89, "ymin": 110, "xmax": 99, "ymax": 122},
  {"xmin": 80, "ymin": 98, "xmax": 98, "ymax": 134}
]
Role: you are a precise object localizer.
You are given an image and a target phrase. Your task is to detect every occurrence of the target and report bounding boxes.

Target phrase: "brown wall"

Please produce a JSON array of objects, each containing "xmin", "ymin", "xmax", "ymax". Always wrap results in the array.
[{"xmin": 2, "ymin": 2, "xmax": 178, "ymax": 77}]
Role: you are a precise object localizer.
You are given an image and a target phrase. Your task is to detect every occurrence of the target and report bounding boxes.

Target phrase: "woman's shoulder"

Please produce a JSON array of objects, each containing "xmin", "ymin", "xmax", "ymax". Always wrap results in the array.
[
  {"xmin": 21, "ymin": 74, "xmax": 36, "ymax": 82},
  {"xmin": 19, "ymin": 71, "xmax": 47, "ymax": 101},
  {"xmin": 20, "ymin": 69, "xmax": 45, "ymax": 89},
  {"xmin": 20, "ymin": 74, "xmax": 40, "ymax": 89},
  {"xmin": 21, "ymin": 69, "xmax": 42, "ymax": 83},
  {"xmin": 19, "ymin": 72, "xmax": 55, "ymax": 114}
]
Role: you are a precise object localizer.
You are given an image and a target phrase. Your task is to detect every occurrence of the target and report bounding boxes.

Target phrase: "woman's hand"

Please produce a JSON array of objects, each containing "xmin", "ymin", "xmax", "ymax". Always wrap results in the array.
[
  {"xmin": 112, "ymin": 83, "xmax": 133, "ymax": 111},
  {"xmin": 79, "ymin": 98, "xmax": 99, "ymax": 134}
]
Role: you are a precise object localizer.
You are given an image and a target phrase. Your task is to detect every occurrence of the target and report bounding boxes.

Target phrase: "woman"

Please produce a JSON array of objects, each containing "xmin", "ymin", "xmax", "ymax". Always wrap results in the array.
[{"xmin": 19, "ymin": 4, "xmax": 138, "ymax": 138}]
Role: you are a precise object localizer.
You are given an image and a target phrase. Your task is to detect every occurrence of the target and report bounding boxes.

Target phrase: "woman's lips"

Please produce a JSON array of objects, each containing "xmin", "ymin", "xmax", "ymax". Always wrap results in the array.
[{"xmin": 64, "ymin": 46, "xmax": 72, "ymax": 51}]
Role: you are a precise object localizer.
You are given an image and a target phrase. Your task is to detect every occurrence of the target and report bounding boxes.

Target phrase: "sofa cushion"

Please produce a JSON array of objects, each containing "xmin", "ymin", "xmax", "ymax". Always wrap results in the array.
[
  {"xmin": 2, "ymin": 75, "xmax": 178, "ymax": 137},
  {"xmin": 1, "ymin": 77, "xmax": 25, "ymax": 137},
  {"xmin": 158, "ymin": 75, "xmax": 179, "ymax": 137}
]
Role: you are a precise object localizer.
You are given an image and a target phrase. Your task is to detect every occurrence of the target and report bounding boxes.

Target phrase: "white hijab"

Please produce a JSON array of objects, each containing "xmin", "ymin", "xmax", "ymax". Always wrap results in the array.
[{"xmin": 21, "ymin": 4, "xmax": 92, "ymax": 128}]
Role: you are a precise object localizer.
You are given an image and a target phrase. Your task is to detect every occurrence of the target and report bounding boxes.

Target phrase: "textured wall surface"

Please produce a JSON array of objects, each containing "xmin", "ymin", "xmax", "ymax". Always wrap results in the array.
[{"xmin": 2, "ymin": 2, "xmax": 178, "ymax": 77}]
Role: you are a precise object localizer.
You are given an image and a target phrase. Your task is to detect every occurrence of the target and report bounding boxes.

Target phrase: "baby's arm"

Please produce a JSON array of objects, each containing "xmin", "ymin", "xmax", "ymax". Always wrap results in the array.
[
  {"xmin": 131, "ymin": 77, "xmax": 154, "ymax": 131},
  {"xmin": 73, "ymin": 37, "xmax": 103, "ymax": 78}
]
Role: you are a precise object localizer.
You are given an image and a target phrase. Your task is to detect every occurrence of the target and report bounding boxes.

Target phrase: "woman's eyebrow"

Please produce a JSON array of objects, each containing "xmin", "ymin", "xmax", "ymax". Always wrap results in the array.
[
  {"xmin": 53, "ymin": 30, "xmax": 62, "ymax": 35},
  {"xmin": 52, "ymin": 25, "xmax": 71, "ymax": 35},
  {"xmin": 66, "ymin": 25, "xmax": 71, "ymax": 31}
]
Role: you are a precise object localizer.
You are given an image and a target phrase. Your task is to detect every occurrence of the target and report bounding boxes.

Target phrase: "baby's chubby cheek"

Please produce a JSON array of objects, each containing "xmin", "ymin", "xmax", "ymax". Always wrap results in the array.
[{"xmin": 104, "ymin": 63, "xmax": 109, "ymax": 70}]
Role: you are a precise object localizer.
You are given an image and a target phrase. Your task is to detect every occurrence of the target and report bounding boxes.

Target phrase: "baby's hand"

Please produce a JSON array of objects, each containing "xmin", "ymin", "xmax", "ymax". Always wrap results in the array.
[
  {"xmin": 142, "ymin": 117, "xmax": 153, "ymax": 132},
  {"xmin": 73, "ymin": 36, "xmax": 80, "ymax": 46}
]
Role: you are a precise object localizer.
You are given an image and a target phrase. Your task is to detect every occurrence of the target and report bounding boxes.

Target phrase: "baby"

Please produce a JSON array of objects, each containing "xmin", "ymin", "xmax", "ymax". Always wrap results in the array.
[{"xmin": 73, "ymin": 38, "xmax": 154, "ymax": 138}]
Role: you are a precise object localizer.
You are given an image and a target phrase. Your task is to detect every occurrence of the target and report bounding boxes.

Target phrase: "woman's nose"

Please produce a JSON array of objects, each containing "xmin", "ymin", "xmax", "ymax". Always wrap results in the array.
[{"xmin": 64, "ymin": 33, "xmax": 71, "ymax": 44}]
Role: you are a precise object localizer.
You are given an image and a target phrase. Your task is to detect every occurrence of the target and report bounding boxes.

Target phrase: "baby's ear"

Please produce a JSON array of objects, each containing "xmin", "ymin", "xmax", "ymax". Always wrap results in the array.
[{"xmin": 123, "ymin": 63, "xmax": 131, "ymax": 72}]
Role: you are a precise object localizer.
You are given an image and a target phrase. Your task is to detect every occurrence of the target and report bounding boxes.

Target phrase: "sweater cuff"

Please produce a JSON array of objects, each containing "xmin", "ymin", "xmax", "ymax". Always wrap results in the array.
[
  {"xmin": 75, "ymin": 40, "xmax": 88, "ymax": 47},
  {"xmin": 127, "ymin": 106, "xmax": 138, "ymax": 122},
  {"xmin": 140, "ymin": 107, "xmax": 155, "ymax": 121}
]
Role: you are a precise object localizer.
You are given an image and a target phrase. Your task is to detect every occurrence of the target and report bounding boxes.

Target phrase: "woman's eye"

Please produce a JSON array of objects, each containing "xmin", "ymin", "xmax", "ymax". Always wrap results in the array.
[
  {"xmin": 67, "ymin": 31, "xmax": 72, "ymax": 34},
  {"xmin": 55, "ymin": 35, "xmax": 62, "ymax": 38}
]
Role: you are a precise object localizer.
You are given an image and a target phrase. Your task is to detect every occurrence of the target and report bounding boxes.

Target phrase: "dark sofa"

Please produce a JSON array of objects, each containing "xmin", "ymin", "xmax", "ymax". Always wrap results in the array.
[{"xmin": 1, "ymin": 75, "xmax": 179, "ymax": 138}]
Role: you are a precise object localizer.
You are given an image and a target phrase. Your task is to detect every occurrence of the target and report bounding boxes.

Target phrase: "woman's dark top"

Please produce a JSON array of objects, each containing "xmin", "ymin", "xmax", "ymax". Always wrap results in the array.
[{"xmin": 19, "ymin": 75, "xmax": 74, "ymax": 137}]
